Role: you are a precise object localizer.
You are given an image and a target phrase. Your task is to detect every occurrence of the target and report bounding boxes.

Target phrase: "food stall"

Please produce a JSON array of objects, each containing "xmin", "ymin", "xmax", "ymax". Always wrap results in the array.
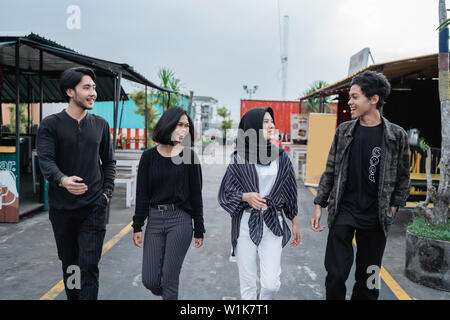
[{"xmin": 0, "ymin": 33, "xmax": 172, "ymax": 222}]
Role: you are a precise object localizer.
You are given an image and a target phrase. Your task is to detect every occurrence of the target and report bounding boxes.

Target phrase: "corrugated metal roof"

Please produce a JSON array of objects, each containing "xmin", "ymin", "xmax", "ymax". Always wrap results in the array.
[
  {"xmin": 299, "ymin": 53, "xmax": 438, "ymax": 100},
  {"xmin": 0, "ymin": 33, "xmax": 175, "ymax": 103}
]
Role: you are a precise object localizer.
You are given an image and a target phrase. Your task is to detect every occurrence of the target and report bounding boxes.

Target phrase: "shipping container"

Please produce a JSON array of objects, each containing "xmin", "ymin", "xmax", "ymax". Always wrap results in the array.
[{"xmin": 240, "ymin": 100, "xmax": 303, "ymax": 137}]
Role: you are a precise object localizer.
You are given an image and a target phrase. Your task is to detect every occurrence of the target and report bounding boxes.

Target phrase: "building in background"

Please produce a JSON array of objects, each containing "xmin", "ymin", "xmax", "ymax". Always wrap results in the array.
[{"xmin": 192, "ymin": 96, "xmax": 219, "ymax": 137}]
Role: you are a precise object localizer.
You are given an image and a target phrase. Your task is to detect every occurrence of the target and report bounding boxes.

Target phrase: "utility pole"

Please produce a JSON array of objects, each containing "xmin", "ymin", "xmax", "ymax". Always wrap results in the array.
[{"xmin": 281, "ymin": 15, "xmax": 289, "ymax": 100}]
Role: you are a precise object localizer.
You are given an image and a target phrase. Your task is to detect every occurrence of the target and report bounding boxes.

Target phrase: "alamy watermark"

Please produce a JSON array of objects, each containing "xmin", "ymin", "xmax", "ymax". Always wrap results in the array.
[
  {"xmin": 366, "ymin": 265, "xmax": 381, "ymax": 290},
  {"xmin": 66, "ymin": 265, "xmax": 81, "ymax": 290},
  {"xmin": 66, "ymin": 5, "xmax": 81, "ymax": 30},
  {"xmin": 169, "ymin": 128, "xmax": 281, "ymax": 165}
]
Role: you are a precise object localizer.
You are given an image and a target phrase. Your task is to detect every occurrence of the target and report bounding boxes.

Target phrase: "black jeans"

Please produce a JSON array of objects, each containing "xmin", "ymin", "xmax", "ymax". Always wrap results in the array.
[
  {"xmin": 49, "ymin": 193, "xmax": 108, "ymax": 300},
  {"xmin": 324, "ymin": 224, "xmax": 387, "ymax": 300}
]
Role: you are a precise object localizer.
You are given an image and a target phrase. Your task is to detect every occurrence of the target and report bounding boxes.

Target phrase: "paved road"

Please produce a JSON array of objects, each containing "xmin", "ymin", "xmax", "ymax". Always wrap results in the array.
[{"xmin": 1, "ymin": 144, "xmax": 449, "ymax": 300}]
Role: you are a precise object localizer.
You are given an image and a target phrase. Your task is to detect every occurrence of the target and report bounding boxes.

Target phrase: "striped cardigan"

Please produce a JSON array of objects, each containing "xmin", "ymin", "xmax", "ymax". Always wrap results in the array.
[{"xmin": 218, "ymin": 150, "xmax": 298, "ymax": 255}]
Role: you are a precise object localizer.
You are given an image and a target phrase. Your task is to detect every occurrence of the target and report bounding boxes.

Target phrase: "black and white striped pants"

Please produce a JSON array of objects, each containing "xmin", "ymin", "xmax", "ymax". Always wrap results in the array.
[{"xmin": 142, "ymin": 207, "xmax": 193, "ymax": 300}]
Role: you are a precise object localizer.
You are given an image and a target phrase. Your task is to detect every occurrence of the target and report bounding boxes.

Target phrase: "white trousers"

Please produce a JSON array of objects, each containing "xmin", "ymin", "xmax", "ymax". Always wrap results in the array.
[{"xmin": 236, "ymin": 212, "xmax": 283, "ymax": 300}]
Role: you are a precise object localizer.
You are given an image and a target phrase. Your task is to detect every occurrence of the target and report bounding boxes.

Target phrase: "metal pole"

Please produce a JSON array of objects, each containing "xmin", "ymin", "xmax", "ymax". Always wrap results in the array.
[
  {"xmin": 144, "ymin": 85, "xmax": 148, "ymax": 149},
  {"xmin": 113, "ymin": 76, "xmax": 117, "ymax": 150},
  {"xmin": 15, "ymin": 42, "xmax": 20, "ymax": 145},
  {"xmin": 15, "ymin": 40, "xmax": 20, "ymax": 193},
  {"xmin": 118, "ymin": 99, "xmax": 124, "ymax": 130},
  {"xmin": 39, "ymin": 50, "xmax": 43, "ymax": 123},
  {"xmin": 112, "ymin": 72, "xmax": 122, "ymax": 150},
  {"xmin": 27, "ymin": 75, "xmax": 30, "ymax": 133},
  {"xmin": 113, "ymin": 76, "xmax": 117, "ymax": 148},
  {"xmin": 167, "ymin": 92, "xmax": 171, "ymax": 110},
  {"xmin": 38, "ymin": 50, "xmax": 44, "ymax": 204}
]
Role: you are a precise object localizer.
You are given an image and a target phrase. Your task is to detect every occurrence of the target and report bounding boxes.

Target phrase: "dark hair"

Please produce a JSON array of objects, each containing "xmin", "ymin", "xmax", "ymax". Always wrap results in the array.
[
  {"xmin": 350, "ymin": 70, "xmax": 391, "ymax": 109},
  {"xmin": 152, "ymin": 106, "xmax": 194, "ymax": 146},
  {"xmin": 59, "ymin": 67, "xmax": 96, "ymax": 101}
]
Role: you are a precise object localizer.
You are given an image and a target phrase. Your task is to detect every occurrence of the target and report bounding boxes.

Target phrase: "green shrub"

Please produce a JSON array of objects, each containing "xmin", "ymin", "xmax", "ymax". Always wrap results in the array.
[{"xmin": 407, "ymin": 215, "xmax": 450, "ymax": 242}]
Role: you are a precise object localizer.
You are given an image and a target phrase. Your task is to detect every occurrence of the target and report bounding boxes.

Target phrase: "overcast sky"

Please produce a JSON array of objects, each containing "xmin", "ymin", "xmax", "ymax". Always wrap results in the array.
[{"xmin": 0, "ymin": 0, "xmax": 444, "ymax": 123}]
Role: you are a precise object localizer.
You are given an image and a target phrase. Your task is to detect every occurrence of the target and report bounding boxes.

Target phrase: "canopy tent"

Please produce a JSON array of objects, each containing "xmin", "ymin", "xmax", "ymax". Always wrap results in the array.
[
  {"xmin": 0, "ymin": 33, "xmax": 177, "ymax": 149},
  {"xmin": 299, "ymin": 53, "xmax": 440, "ymax": 146},
  {"xmin": 299, "ymin": 53, "xmax": 437, "ymax": 101},
  {"xmin": 0, "ymin": 33, "xmax": 181, "ymax": 221}
]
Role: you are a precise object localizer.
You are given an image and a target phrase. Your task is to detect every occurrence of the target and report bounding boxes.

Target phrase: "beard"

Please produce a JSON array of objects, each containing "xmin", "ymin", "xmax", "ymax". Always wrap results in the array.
[{"xmin": 73, "ymin": 93, "xmax": 93, "ymax": 110}]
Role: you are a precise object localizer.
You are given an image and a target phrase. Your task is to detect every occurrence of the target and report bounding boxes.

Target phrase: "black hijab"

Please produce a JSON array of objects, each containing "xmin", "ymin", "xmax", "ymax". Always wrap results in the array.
[{"xmin": 235, "ymin": 107, "xmax": 282, "ymax": 165}]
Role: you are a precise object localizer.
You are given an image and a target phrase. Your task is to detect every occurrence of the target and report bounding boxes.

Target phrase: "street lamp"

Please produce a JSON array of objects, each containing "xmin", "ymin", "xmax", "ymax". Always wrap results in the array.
[{"xmin": 243, "ymin": 85, "xmax": 258, "ymax": 99}]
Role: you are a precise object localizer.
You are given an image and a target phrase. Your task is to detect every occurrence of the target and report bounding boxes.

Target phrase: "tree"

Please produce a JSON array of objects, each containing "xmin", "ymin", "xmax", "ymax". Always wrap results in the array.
[
  {"xmin": 129, "ymin": 90, "xmax": 159, "ymax": 145},
  {"xmin": 416, "ymin": 0, "xmax": 449, "ymax": 225},
  {"xmin": 6, "ymin": 104, "xmax": 29, "ymax": 134},
  {"xmin": 217, "ymin": 105, "xmax": 233, "ymax": 140},
  {"xmin": 154, "ymin": 67, "xmax": 183, "ymax": 111},
  {"xmin": 301, "ymin": 80, "xmax": 332, "ymax": 113}
]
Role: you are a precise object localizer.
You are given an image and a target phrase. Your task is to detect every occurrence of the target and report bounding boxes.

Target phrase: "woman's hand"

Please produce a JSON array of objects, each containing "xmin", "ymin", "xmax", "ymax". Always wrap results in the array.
[
  {"xmin": 133, "ymin": 232, "xmax": 143, "ymax": 248},
  {"xmin": 242, "ymin": 192, "xmax": 266, "ymax": 210},
  {"xmin": 194, "ymin": 238, "xmax": 203, "ymax": 248},
  {"xmin": 290, "ymin": 216, "xmax": 301, "ymax": 247}
]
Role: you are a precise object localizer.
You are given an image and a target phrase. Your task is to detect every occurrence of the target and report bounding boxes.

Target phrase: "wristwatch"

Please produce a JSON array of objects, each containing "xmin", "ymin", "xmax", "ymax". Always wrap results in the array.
[{"xmin": 103, "ymin": 188, "xmax": 113, "ymax": 199}]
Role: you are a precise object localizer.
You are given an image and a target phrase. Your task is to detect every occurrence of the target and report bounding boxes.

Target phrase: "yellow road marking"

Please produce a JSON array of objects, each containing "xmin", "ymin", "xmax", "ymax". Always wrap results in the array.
[
  {"xmin": 39, "ymin": 280, "xmax": 65, "ymax": 301},
  {"xmin": 379, "ymin": 266, "xmax": 412, "ymax": 300},
  {"xmin": 40, "ymin": 222, "xmax": 133, "ymax": 300},
  {"xmin": 101, "ymin": 222, "xmax": 133, "ymax": 255},
  {"xmin": 307, "ymin": 187, "xmax": 412, "ymax": 300}
]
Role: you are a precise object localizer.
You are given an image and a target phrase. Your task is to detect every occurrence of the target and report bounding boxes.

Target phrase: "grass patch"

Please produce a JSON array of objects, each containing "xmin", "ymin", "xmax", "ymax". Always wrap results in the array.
[{"xmin": 407, "ymin": 215, "xmax": 450, "ymax": 242}]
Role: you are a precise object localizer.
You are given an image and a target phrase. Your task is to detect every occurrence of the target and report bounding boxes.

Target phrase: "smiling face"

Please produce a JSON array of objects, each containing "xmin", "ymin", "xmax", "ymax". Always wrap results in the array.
[
  {"xmin": 172, "ymin": 114, "xmax": 190, "ymax": 144},
  {"xmin": 262, "ymin": 112, "xmax": 275, "ymax": 140},
  {"xmin": 348, "ymin": 84, "xmax": 379, "ymax": 119},
  {"xmin": 66, "ymin": 75, "xmax": 97, "ymax": 110}
]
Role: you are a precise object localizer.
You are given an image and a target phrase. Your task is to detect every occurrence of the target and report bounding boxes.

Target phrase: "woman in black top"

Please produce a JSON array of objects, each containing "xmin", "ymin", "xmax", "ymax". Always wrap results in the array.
[{"xmin": 132, "ymin": 106, "xmax": 205, "ymax": 300}]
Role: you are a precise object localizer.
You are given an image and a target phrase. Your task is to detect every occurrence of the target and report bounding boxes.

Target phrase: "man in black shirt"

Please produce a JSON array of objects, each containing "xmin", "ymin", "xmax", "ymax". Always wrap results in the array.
[
  {"xmin": 37, "ymin": 67, "xmax": 116, "ymax": 300},
  {"xmin": 310, "ymin": 71, "xmax": 410, "ymax": 300}
]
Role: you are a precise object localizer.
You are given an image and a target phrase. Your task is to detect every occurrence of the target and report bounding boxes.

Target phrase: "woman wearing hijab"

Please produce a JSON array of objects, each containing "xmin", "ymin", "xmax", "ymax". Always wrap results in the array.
[
  {"xmin": 218, "ymin": 107, "xmax": 300, "ymax": 300},
  {"xmin": 132, "ymin": 106, "xmax": 205, "ymax": 300}
]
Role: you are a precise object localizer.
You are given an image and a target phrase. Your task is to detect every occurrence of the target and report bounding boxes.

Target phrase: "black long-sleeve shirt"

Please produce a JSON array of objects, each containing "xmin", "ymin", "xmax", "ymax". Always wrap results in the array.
[
  {"xmin": 36, "ymin": 110, "xmax": 116, "ymax": 210},
  {"xmin": 132, "ymin": 147, "xmax": 205, "ymax": 238}
]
